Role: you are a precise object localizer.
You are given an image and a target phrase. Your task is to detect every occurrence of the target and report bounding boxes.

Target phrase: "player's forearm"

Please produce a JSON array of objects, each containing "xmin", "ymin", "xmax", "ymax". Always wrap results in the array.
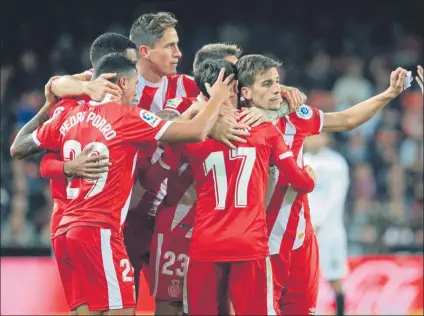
[
  {"xmin": 156, "ymin": 110, "xmax": 180, "ymax": 121},
  {"xmin": 265, "ymin": 103, "xmax": 290, "ymax": 122},
  {"xmin": 40, "ymin": 153, "xmax": 66, "ymax": 179},
  {"xmin": 163, "ymin": 95, "xmax": 223, "ymax": 142},
  {"xmin": 10, "ymin": 103, "xmax": 52, "ymax": 159},
  {"xmin": 276, "ymin": 158, "xmax": 315, "ymax": 193},
  {"xmin": 324, "ymin": 90, "xmax": 393, "ymax": 132},
  {"xmin": 51, "ymin": 75, "xmax": 89, "ymax": 98}
]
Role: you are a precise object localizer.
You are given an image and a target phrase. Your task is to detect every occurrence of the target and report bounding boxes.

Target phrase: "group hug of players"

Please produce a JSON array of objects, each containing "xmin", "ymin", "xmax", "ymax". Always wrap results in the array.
[{"xmin": 10, "ymin": 11, "xmax": 421, "ymax": 316}]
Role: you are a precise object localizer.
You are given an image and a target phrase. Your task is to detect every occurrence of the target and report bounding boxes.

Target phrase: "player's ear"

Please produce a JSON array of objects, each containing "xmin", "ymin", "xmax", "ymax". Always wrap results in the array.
[
  {"xmin": 118, "ymin": 77, "xmax": 128, "ymax": 90},
  {"xmin": 139, "ymin": 45, "xmax": 149, "ymax": 58},
  {"xmin": 241, "ymin": 86, "xmax": 251, "ymax": 100}
]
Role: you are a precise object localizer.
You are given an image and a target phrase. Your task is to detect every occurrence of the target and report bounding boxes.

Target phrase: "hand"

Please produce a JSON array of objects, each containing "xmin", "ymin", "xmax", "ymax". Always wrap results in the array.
[
  {"xmin": 209, "ymin": 113, "xmax": 250, "ymax": 149},
  {"xmin": 304, "ymin": 165, "xmax": 316, "ymax": 185},
  {"xmin": 64, "ymin": 144, "xmax": 111, "ymax": 180},
  {"xmin": 205, "ymin": 68, "xmax": 235, "ymax": 102},
  {"xmin": 416, "ymin": 65, "xmax": 423, "ymax": 94},
  {"xmin": 239, "ymin": 107, "xmax": 267, "ymax": 127},
  {"xmin": 280, "ymin": 86, "xmax": 306, "ymax": 113},
  {"xmin": 384, "ymin": 67, "xmax": 408, "ymax": 99},
  {"xmin": 83, "ymin": 73, "xmax": 122, "ymax": 102},
  {"xmin": 44, "ymin": 76, "xmax": 60, "ymax": 107}
]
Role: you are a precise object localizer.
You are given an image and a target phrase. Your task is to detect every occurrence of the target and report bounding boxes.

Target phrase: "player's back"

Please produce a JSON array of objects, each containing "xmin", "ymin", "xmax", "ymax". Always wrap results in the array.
[
  {"xmin": 183, "ymin": 122, "xmax": 279, "ymax": 262},
  {"xmin": 55, "ymin": 102, "xmax": 167, "ymax": 235}
]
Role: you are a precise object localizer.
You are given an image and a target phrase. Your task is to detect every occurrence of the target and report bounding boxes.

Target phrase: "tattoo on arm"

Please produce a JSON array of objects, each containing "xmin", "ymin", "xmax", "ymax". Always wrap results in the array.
[
  {"xmin": 11, "ymin": 105, "xmax": 51, "ymax": 159},
  {"xmin": 265, "ymin": 105, "xmax": 290, "ymax": 122},
  {"xmin": 157, "ymin": 111, "xmax": 179, "ymax": 121}
]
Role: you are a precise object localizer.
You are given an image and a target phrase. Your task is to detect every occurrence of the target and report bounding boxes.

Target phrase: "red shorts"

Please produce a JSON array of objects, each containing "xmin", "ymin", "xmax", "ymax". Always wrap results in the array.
[
  {"xmin": 149, "ymin": 232, "xmax": 190, "ymax": 301},
  {"xmin": 271, "ymin": 234, "xmax": 320, "ymax": 315},
  {"xmin": 183, "ymin": 257, "xmax": 277, "ymax": 315},
  {"xmin": 53, "ymin": 226, "xmax": 136, "ymax": 311}
]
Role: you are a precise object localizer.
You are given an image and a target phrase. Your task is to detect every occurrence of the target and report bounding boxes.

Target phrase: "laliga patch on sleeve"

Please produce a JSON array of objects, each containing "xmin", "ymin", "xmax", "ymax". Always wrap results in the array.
[
  {"xmin": 140, "ymin": 109, "xmax": 161, "ymax": 127},
  {"xmin": 52, "ymin": 106, "xmax": 65, "ymax": 118},
  {"xmin": 296, "ymin": 105, "xmax": 313, "ymax": 120},
  {"xmin": 165, "ymin": 97, "xmax": 183, "ymax": 109}
]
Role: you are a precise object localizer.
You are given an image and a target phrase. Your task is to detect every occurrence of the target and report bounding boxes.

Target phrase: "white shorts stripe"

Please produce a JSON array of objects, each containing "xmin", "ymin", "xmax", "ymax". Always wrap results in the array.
[
  {"xmin": 100, "ymin": 228, "xmax": 123, "ymax": 309},
  {"xmin": 152, "ymin": 233, "xmax": 164, "ymax": 297},
  {"xmin": 182, "ymin": 257, "xmax": 190, "ymax": 314},
  {"xmin": 265, "ymin": 256, "xmax": 277, "ymax": 315}
]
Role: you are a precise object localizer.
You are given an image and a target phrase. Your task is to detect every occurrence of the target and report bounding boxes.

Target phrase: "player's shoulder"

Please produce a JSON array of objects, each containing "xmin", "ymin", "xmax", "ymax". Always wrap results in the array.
[
  {"xmin": 287, "ymin": 104, "xmax": 320, "ymax": 123},
  {"xmin": 167, "ymin": 73, "xmax": 194, "ymax": 81},
  {"xmin": 50, "ymin": 98, "xmax": 80, "ymax": 119}
]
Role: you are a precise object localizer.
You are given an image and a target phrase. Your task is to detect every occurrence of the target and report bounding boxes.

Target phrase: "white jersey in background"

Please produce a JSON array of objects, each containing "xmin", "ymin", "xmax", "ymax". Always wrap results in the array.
[{"xmin": 304, "ymin": 147, "xmax": 350, "ymax": 280}]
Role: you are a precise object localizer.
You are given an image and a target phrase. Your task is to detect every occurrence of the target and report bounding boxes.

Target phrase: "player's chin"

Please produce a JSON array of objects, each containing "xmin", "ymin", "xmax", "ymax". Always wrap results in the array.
[
  {"xmin": 268, "ymin": 99, "xmax": 282, "ymax": 110},
  {"xmin": 167, "ymin": 64, "xmax": 178, "ymax": 75}
]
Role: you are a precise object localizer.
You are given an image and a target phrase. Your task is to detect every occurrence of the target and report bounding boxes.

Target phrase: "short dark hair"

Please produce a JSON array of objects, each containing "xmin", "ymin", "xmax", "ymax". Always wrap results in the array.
[
  {"xmin": 129, "ymin": 12, "xmax": 178, "ymax": 48},
  {"xmin": 90, "ymin": 33, "xmax": 137, "ymax": 67},
  {"xmin": 194, "ymin": 59, "xmax": 237, "ymax": 99},
  {"xmin": 237, "ymin": 54, "xmax": 281, "ymax": 88},
  {"xmin": 193, "ymin": 43, "xmax": 242, "ymax": 71},
  {"xmin": 93, "ymin": 53, "xmax": 137, "ymax": 84}
]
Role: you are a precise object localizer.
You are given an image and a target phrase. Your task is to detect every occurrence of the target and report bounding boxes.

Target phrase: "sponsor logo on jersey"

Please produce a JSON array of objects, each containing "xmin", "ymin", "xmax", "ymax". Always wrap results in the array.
[
  {"xmin": 140, "ymin": 110, "xmax": 160, "ymax": 127},
  {"xmin": 296, "ymin": 105, "xmax": 313, "ymax": 120},
  {"xmin": 168, "ymin": 279, "xmax": 182, "ymax": 298},
  {"xmin": 166, "ymin": 97, "xmax": 183, "ymax": 109}
]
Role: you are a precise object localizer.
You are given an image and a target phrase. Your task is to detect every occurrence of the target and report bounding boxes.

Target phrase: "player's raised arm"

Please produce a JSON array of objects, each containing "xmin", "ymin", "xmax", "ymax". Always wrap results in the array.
[
  {"xmin": 323, "ymin": 67, "xmax": 409, "ymax": 131},
  {"xmin": 269, "ymin": 125, "xmax": 316, "ymax": 193},
  {"xmin": 51, "ymin": 73, "xmax": 122, "ymax": 101},
  {"xmin": 159, "ymin": 68, "xmax": 235, "ymax": 143},
  {"xmin": 10, "ymin": 76, "xmax": 63, "ymax": 159}
]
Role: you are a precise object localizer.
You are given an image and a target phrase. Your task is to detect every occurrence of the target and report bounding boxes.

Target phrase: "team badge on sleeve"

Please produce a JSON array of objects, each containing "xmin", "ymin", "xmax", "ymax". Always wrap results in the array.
[
  {"xmin": 166, "ymin": 97, "xmax": 183, "ymax": 109},
  {"xmin": 140, "ymin": 109, "xmax": 161, "ymax": 127},
  {"xmin": 296, "ymin": 105, "xmax": 313, "ymax": 120}
]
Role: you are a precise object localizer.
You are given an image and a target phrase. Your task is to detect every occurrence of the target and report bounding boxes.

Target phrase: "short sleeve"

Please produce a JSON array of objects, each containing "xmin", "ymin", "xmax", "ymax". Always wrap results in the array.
[
  {"xmin": 288, "ymin": 104, "xmax": 324, "ymax": 136},
  {"xmin": 163, "ymin": 97, "xmax": 194, "ymax": 115},
  {"xmin": 32, "ymin": 112, "xmax": 64, "ymax": 152},
  {"xmin": 122, "ymin": 108, "xmax": 173, "ymax": 144},
  {"xmin": 180, "ymin": 75, "xmax": 200, "ymax": 97}
]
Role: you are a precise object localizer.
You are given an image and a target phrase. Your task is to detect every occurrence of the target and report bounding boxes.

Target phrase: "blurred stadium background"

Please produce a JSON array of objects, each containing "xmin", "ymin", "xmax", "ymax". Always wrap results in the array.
[{"xmin": 1, "ymin": 0, "xmax": 423, "ymax": 314}]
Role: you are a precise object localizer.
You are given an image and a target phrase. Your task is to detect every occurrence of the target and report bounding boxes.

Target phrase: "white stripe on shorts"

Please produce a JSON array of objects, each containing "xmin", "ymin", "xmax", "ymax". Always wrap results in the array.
[
  {"xmin": 183, "ymin": 257, "xmax": 191, "ymax": 314},
  {"xmin": 152, "ymin": 233, "xmax": 164, "ymax": 297},
  {"xmin": 100, "ymin": 228, "xmax": 123, "ymax": 309},
  {"xmin": 265, "ymin": 256, "xmax": 277, "ymax": 315}
]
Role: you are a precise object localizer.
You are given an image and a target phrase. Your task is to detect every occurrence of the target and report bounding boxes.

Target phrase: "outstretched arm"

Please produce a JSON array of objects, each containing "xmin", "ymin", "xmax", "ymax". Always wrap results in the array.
[{"xmin": 323, "ymin": 67, "xmax": 408, "ymax": 132}]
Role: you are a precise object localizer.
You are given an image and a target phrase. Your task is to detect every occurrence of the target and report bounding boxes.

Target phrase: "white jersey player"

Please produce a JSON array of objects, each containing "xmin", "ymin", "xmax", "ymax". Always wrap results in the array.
[{"xmin": 304, "ymin": 132, "xmax": 350, "ymax": 316}]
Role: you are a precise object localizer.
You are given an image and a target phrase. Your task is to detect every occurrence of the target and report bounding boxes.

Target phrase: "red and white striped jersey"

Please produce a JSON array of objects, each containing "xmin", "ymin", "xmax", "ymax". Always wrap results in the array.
[
  {"xmin": 129, "ymin": 79, "xmax": 198, "ymax": 218},
  {"xmin": 133, "ymin": 74, "xmax": 199, "ymax": 112},
  {"xmin": 266, "ymin": 104, "xmax": 324, "ymax": 255}
]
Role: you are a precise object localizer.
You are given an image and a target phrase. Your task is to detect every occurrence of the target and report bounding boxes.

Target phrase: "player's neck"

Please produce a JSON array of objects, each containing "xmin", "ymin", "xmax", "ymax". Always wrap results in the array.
[{"xmin": 137, "ymin": 62, "xmax": 164, "ymax": 84}]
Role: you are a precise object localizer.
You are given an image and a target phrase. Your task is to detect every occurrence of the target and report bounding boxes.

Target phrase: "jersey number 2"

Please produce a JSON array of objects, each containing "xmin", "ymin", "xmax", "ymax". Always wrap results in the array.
[
  {"xmin": 63, "ymin": 140, "xmax": 109, "ymax": 199},
  {"xmin": 203, "ymin": 147, "xmax": 256, "ymax": 209}
]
